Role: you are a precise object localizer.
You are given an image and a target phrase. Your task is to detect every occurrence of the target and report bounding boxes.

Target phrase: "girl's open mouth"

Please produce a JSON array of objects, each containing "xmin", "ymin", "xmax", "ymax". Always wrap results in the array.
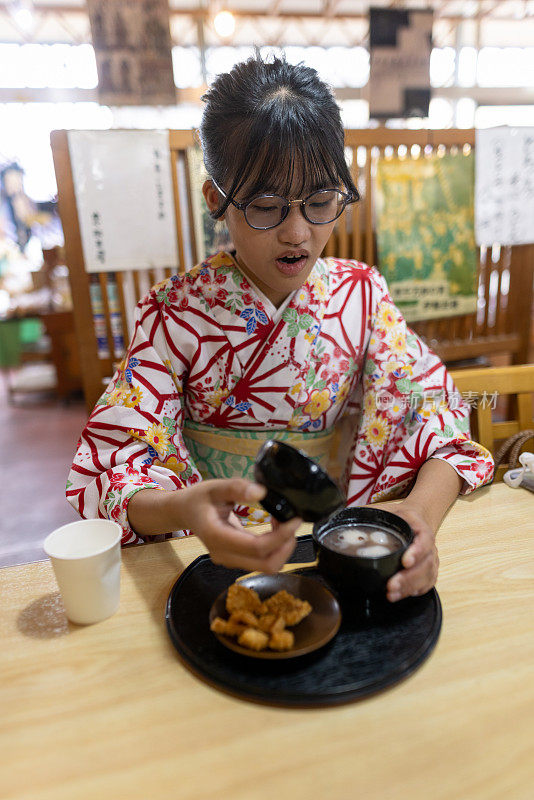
[{"xmin": 275, "ymin": 254, "xmax": 308, "ymax": 276}]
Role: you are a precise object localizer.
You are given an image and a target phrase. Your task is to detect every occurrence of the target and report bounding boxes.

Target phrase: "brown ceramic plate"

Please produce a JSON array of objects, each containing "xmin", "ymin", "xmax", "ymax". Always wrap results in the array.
[{"xmin": 209, "ymin": 573, "xmax": 342, "ymax": 660}]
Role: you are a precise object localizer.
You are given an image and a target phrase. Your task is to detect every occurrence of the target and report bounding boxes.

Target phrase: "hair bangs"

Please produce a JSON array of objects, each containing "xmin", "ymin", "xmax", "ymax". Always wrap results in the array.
[{"xmin": 226, "ymin": 116, "xmax": 351, "ymax": 204}]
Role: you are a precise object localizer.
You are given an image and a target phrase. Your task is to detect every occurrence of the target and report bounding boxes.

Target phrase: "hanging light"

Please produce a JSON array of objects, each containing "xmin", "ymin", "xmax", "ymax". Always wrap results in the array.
[
  {"xmin": 9, "ymin": 1, "xmax": 35, "ymax": 33},
  {"xmin": 213, "ymin": 10, "xmax": 236, "ymax": 39}
]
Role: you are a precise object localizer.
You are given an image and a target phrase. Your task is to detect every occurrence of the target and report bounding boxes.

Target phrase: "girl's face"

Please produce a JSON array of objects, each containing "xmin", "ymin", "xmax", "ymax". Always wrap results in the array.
[{"xmin": 203, "ymin": 179, "xmax": 336, "ymax": 308}]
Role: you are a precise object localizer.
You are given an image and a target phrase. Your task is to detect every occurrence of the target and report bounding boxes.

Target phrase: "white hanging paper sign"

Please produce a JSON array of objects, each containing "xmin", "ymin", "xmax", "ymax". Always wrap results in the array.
[
  {"xmin": 68, "ymin": 130, "xmax": 178, "ymax": 272},
  {"xmin": 475, "ymin": 127, "xmax": 534, "ymax": 247}
]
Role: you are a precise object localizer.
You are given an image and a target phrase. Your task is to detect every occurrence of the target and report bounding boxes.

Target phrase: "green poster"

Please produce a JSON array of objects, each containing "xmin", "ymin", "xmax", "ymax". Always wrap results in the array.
[{"xmin": 375, "ymin": 152, "xmax": 477, "ymax": 322}]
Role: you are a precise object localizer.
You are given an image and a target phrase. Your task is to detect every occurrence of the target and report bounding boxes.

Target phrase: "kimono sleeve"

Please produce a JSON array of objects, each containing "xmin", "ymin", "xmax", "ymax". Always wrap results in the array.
[
  {"xmin": 66, "ymin": 292, "xmax": 201, "ymax": 545},
  {"xmin": 346, "ymin": 270, "xmax": 494, "ymax": 506}
]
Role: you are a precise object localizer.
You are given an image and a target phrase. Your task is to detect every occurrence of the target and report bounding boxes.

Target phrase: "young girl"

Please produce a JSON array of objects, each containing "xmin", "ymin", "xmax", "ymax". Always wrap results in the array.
[{"xmin": 67, "ymin": 54, "xmax": 493, "ymax": 603}]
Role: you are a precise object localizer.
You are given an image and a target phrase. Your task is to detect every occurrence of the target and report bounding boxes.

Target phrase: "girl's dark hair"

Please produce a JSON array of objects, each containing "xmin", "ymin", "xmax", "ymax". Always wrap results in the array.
[{"xmin": 198, "ymin": 52, "xmax": 358, "ymax": 219}]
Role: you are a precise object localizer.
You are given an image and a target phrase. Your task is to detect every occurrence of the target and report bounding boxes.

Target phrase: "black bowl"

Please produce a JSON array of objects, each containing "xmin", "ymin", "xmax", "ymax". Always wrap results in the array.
[
  {"xmin": 313, "ymin": 507, "xmax": 414, "ymax": 600},
  {"xmin": 254, "ymin": 440, "xmax": 345, "ymax": 523}
]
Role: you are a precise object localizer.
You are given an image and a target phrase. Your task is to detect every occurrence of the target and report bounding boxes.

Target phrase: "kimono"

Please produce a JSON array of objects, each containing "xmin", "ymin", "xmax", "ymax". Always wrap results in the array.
[{"xmin": 67, "ymin": 251, "xmax": 494, "ymax": 545}]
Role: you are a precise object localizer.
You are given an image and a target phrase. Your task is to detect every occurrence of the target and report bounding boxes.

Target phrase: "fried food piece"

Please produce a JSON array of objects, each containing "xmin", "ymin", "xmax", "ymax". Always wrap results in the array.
[
  {"xmin": 255, "ymin": 612, "xmax": 286, "ymax": 634},
  {"xmin": 238, "ymin": 627, "xmax": 269, "ymax": 651},
  {"xmin": 210, "ymin": 616, "xmax": 247, "ymax": 637},
  {"xmin": 269, "ymin": 629, "xmax": 295, "ymax": 651},
  {"xmin": 224, "ymin": 620, "xmax": 248, "ymax": 637},
  {"xmin": 210, "ymin": 616, "xmax": 228, "ymax": 634},
  {"xmin": 262, "ymin": 590, "xmax": 295, "ymax": 615},
  {"xmin": 262, "ymin": 590, "xmax": 312, "ymax": 626},
  {"xmin": 226, "ymin": 583, "xmax": 262, "ymax": 615},
  {"xmin": 228, "ymin": 610, "xmax": 259, "ymax": 627},
  {"xmin": 285, "ymin": 604, "xmax": 311, "ymax": 626},
  {"xmin": 271, "ymin": 614, "xmax": 286, "ymax": 633},
  {"xmin": 256, "ymin": 613, "xmax": 277, "ymax": 632}
]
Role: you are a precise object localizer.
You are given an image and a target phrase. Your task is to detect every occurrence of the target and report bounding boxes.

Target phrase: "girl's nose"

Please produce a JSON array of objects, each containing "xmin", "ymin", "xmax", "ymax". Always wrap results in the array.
[{"xmin": 277, "ymin": 203, "xmax": 311, "ymax": 245}]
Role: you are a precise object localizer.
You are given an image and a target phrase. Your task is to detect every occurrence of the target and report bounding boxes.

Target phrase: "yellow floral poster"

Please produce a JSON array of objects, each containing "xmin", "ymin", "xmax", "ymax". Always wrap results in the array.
[{"xmin": 375, "ymin": 152, "xmax": 477, "ymax": 322}]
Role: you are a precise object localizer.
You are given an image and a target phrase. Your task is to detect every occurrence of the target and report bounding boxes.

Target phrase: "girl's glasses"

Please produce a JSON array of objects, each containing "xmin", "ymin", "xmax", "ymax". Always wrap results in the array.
[{"xmin": 211, "ymin": 178, "xmax": 358, "ymax": 230}]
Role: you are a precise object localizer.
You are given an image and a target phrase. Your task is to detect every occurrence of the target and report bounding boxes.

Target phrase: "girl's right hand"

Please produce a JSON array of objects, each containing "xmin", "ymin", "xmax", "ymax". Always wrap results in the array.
[{"xmin": 169, "ymin": 478, "xmax": 301, "ymax": 573}]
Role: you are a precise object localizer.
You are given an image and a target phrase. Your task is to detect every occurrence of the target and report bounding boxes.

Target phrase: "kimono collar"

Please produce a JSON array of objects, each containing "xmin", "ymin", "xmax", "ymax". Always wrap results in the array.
[
  {"xmin": 199, "ymin": 252, "xmax": 331, "ymax": 424},
  {"xmin": 204, "ymin": 250, "xmax": 330, "ymax": 322}
]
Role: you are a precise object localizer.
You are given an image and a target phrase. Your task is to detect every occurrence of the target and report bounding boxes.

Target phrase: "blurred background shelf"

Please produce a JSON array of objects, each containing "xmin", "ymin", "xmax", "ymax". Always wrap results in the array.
[{"xmin": 0, "ymin": 310, "xmax": 81, "ymax": 403}]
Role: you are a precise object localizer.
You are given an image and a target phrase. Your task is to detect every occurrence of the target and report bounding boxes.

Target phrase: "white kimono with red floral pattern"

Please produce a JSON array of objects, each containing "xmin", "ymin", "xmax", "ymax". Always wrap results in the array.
[{"xmin": 67, "ymin": 252, "xmax": 494, "ymax": 544}]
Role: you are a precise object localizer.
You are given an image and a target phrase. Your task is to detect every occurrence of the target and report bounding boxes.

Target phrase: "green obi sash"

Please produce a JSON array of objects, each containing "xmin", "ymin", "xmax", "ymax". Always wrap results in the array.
[{"xmin": 182, "ymin": 420, "xmax": 335, "ymax": 482}]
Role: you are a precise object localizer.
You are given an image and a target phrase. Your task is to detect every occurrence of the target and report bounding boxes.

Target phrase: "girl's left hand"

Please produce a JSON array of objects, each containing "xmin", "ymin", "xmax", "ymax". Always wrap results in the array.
[{"xmin": 366, "ymin": 502, "xmax": 439, "ymax": 602}]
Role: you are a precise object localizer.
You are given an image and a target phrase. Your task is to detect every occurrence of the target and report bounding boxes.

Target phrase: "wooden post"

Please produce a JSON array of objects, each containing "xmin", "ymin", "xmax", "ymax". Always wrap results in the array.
[{"xmin": 51, "ymin": 130, "xmax": 102, "ymax": 413}]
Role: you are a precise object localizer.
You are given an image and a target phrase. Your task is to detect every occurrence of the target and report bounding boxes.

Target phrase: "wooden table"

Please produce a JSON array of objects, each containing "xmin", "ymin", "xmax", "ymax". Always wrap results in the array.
[{"xmin": 1, "ymin": 483, "xmax": 532, "ymax": 800}]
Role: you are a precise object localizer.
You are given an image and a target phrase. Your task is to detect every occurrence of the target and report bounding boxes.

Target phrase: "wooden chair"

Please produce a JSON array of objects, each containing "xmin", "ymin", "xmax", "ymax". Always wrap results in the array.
[
  {"xmin": 450, "ymin": 364, "xmax": 534, "ymax": 481},
  {"xmin": 52, "ymin": 128, "xmax": 533, "ymax": 413},
  {"xmin": 51, "ymin": 129, "xmax": 197, "ymax": 412}
]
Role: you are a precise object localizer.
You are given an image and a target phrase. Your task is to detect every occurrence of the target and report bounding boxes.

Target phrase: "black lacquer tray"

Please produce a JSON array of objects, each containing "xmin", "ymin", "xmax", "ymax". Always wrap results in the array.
[{"xmin": 165, "ymin": 536, "xmax": 442, "ymax": 707}]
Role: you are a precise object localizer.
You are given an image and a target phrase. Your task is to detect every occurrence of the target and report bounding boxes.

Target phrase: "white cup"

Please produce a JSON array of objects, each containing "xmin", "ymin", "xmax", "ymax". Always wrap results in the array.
[{"xmin": 43, "ymin": 519, "xmax": 122, "ymax": 625}]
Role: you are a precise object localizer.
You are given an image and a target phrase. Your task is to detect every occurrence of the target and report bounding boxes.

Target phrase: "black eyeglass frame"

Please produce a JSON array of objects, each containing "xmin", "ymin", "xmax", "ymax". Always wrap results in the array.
[{"xmin": 211, "ymin": 177, "xmax": 359, "ymax": 231}]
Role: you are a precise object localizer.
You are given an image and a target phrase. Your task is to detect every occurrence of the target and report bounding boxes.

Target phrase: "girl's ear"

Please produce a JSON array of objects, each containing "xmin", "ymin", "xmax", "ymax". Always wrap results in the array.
[{"xmin": 202, "ymin": 180, "xmax": 221, "ymax": 214}]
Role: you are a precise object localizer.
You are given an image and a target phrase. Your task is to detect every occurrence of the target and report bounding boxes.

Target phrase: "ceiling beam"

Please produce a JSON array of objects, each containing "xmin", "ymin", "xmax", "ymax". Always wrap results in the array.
[
  {"xmin": 2, "ymin": 85, "xmax": 534, "ymax": 106},
  {"xmin": 1, "ymin": 2, "xmax": 533, "ymax": 23}
]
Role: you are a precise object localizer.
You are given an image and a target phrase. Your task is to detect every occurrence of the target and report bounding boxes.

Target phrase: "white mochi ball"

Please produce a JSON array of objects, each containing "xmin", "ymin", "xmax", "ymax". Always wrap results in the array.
[
  {"xmin": 356, "ymin": 544, "xmax": 391, "ymax": 557},
  {"xmin": 338, "ymin": 530, "xmax": 368, "ymax": 546}
]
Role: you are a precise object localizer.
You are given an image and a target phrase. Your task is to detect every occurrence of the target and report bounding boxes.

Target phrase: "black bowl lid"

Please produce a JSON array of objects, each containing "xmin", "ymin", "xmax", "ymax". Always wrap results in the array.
[{"xmin": 254, "ymin": 439, "xmax": 345, "ymax": 523}]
